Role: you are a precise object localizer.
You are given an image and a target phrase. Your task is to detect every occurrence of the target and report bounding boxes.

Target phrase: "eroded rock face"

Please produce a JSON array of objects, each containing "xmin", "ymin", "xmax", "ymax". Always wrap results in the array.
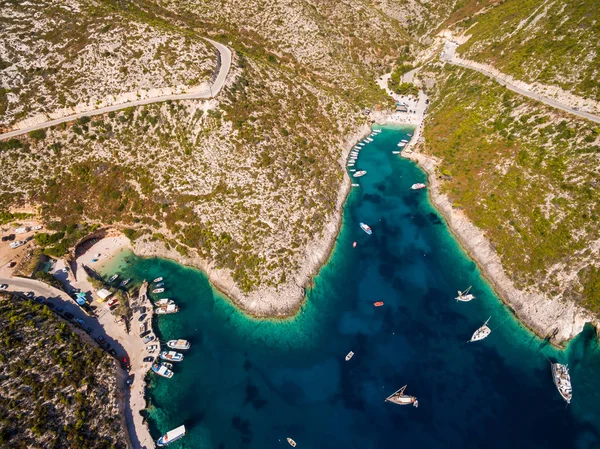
[{"xmin": 405, "ymin": 151, "xmax": 595, "ymax": 344}]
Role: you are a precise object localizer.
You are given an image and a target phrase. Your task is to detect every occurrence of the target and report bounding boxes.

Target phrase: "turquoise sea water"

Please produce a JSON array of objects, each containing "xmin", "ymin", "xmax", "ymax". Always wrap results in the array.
[{"xmin": 104, "ymin": 126, "xmax": 600, "ymax": 448}]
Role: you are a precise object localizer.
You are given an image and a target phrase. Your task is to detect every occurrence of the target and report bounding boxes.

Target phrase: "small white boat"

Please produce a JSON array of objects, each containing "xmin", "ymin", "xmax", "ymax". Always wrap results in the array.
[
  {"xmin": 157, "ymin": 425, "xmax": 186, "ymax": 446},
  {"xmin": 410, "ymin": 183, "xmax": 426, "ymax": 190},
  {"xmin": 156, "ymin": 298, "xmax": 174, "ymax": 305},
  {"xmin": 120, "ymin": 278, "xmax": 131, "ymax": 287},
  {"xmin": 108, "ymin": 274, "xmax": 119, "ymax": 282},
  {"xmin": 347, "ymin": 163, "xmax": 355, "ymax": 167},
  {"xmin": 160, "ymin": 351, "xmax": 184, "ymax": 362},
  {"xmin": 287, "ymin": 438, "xmax": 297, "ymax": 447},
  {"xmin": 365, "ymin": 137, "xmax": 373, "ymax": 142},
  {"xmin": 401, "ymin": 139, "xmax": 408, "ymax": 143},
  {"xmin": 152, "ymin": 288, "xmax": 165, "ymax": 294},
  {"xmin": 373, "ymin": 129, "xmax": 382, "ymax": 133},
  {"xmin": 551, "ymin": 363, "xmax": 572, "ymax": 404},
  {"xmin": 353, "ymin": 170, "xmax": 367, "ymax": 178},
  {"xmin": 349, "ymin": 169, "xmax": 356, "ymax": 172},
  {"xmin": 156, "ymin": 304, "xmax": 179, "ymax": 314},
  {"xmin": 345, "ymin": 351, "xmax": 354, "ymax": 361},
  {"xmin": 358, "ymin": 143, "xmax": 365, "ymax": 147},
  {"xmin": 456, "ymin": 286, "xmax": 475, "ymax": 302},
  {"xmin": 152, "ymin": 363, "xmax": 174, "ymax": 378},
  {"xmin": 470, "ymin": 317, "xmax": 492, "ymax": 342},
  {"xmin": 167, "ymin": 339, "xmax": 191, "ymax": 350},
  {"xmin": 392, "ymin": 151, "xmax": 400, "ymax": 154},
  {"xmin": 352, "ymin": 183, "xmax": 360, "ymax": 187},
  {"xmin": 153, "ymin": 277, "xmax": 163, "ymax": 283},
  {"xmin": 385, "ymin": 385, "xmax": 418, "ymax": 407},
  {"xmin": 397, "ymin": 142, "xmax": 406, "ymax": 147},
  {"xmin": 360, "ymin": 223, "xmax": 372, "ymax": 235}
]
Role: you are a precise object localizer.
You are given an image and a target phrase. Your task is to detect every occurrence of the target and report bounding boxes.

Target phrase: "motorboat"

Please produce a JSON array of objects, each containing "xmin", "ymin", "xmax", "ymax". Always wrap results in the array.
[
  {"xmin": 160, "ymin": 351, "xmax": 184, "ymax": 362},
  {"xmin": 167, "ymin": 339, "xmax": 191, "ymax": 350},
  {"xmin": 345, "ymin": 351, "xmax": 354, "ymax": 361},
  {"xmin": 157, "ymin": 425, "xmax": 186, "ymax": 446},
  {"xmin": 360, "ymin": 223, "xmax": 372, "ymax": 235}
]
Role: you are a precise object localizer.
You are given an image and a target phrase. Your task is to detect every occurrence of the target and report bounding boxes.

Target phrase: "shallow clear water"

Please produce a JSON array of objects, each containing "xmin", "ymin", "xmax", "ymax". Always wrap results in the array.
[{"xmin": 104, "ymin": 125, "xmax": 600, "ymax": 449}]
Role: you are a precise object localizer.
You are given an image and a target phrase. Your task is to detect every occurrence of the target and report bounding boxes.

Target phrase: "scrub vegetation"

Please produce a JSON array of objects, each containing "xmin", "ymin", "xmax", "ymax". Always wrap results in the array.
[
  {"xmin": 422, "ymin": 64, "xmax": 600, "ymax": 311},
  {"xmin": 0, "ymin": 294, "xmax": 126, "ymax": 448}
]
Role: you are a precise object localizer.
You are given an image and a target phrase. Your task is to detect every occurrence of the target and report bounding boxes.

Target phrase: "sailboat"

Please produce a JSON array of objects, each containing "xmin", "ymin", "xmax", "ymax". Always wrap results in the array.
[
  {"xmin": 456, "ymin": 286, "xmax": 475, "ymax": 302},
  {"xmin": 385, "ymin": 385, "xmax": 418, "ymax": 407},
  {"xmin": 470, "ymin": 317, "xmax": 491, "ymax": 342}
]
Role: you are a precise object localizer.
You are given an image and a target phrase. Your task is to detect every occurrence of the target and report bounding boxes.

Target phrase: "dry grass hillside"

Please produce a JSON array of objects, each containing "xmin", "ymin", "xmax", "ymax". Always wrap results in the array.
[
  {"xmin": 453, "ymin": 0, "xmax": 600, "ymax": 100},
  {"xmin": 0, "ymin": 53, "xmax": 362, "ymax": 295},
  {"xmin": 0, "ymin": 0, "xmax": 215, "ymax": 129},
  {"xmin": 0, "ymin": 294, "xmax": 126, "ymax": 448},
  {"xmin": 421, "ymin": 61, "xmax": 600, "ymax": 314}
]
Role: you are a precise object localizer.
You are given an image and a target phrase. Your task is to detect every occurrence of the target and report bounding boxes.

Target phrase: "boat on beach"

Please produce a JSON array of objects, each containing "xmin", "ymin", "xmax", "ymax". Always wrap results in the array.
[
  {"xmin": 470, "ymin": 317, "xmax": 492, "ymax": 342},
  {"xmin": 152, "ymin": 363, "xmax": 174, "ymax": 378},
  {"xmin": 153, "ymin": 288, "xmax": 165, "ymax": 294},
  {"xmin": 157, "ymin": 425, "xmax": 186, "ymax": 446},
  {"xmin": 353, "ymin": 170, "xmax": 367, "ymax": 178},
  {"xmin": 167, "ymin": 339, "xmax": 191, "ymax": 350},
  {"xmin": 551, "ymin": 363, "xmax": 572, "ymax": 403},
  {"xmin": 411, "ymin": 183, "xmax": 426, "ymax": 190},
  {"xmin": 153, "ymin": 277, "xmax": 163, "ymax": 283},
  {"xmin": 360, "ymin": 223, "xmax": 372, "ymax": 235},
  {"xmin": 456, "ymin": 286, "xmax": 475, "ymax": 302},
  {"xmin": 120, "ymin": 278, "xmax": 131, "ymax": 287},
  {"xmin": 160, "ymin": 351, "xmax": 184, "ymax": 362},
  {"xmin": 156, "ymin": 304, "xmax": 179, "ymax": 314},
  {"xmin": 374, "ymin": 301, "xmax": 384, "ymax": 307},
  {"xmin": 385, "ymin": 385, "xmax": 418, "ymax": 407},
  {"xmin": 287, "ymin": 438, "xmax": 297, "ymax": 447},
  {"xmin": 345, "ymin": 351, "xmax": 354, "ymax": 361},
  {"xmin": 108, "ymin": 274, "xmax": 119, "ymax": 282}
]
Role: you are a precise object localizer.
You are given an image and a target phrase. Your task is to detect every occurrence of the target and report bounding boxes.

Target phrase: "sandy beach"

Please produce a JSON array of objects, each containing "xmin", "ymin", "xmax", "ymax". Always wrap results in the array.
[{"xmin": 71, "ymin": 235, "xmax": 156, "ymax": 449}]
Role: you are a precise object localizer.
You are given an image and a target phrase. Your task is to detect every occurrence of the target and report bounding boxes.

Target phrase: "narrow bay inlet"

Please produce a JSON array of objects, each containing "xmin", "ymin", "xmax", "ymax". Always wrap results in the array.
[{"xmin": 98, "ymin": 126, "xmax": 600, "ymax": 448}]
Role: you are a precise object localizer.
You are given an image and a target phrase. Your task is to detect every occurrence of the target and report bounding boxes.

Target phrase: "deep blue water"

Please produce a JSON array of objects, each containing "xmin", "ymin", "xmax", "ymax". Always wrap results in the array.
[{"xmin": 105, "ymin": 126, "xmax": 600, "ymax": 449}]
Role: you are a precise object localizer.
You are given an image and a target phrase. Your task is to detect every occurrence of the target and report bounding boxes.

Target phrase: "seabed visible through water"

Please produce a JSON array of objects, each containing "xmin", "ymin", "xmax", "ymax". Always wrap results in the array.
[{"xmin": 101, "ymin": 125, "xmax": 600, "ymax": 449}]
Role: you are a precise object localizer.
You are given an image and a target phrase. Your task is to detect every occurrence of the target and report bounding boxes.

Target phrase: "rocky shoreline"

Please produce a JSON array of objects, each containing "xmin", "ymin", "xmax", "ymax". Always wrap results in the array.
[
  {"xmin": 133, "ymin": 123, "xmax": 373, "ymax": 318},
  {"xmin": 401, "ymin": 134, "xmax": 595, "ymax": 345}
]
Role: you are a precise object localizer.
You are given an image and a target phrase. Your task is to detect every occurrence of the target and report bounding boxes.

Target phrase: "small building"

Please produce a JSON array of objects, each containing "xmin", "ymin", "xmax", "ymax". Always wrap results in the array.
[{"xmin": 96, "ymin": 288, "xmax": 113, "ymax": 302}]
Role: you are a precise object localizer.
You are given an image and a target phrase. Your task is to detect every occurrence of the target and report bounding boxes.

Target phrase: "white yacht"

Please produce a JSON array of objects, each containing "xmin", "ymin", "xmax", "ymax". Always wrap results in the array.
[
  {"xmin": 551, "ymin": 363, "xmax": 572, "ymax": 404},
  {"xmin": 470, "ymin": 317, "xmax": 491, "ymax": 342},
  {"xmin": 456, "ymin": 286, "xmax": 476, "ymax": 302}
]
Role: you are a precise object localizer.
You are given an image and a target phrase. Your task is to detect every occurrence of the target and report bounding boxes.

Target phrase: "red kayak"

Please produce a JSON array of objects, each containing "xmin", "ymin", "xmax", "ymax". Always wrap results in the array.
[{"xmin": 374, "ymin": 302, "xmax": 384, "ymax": 307}]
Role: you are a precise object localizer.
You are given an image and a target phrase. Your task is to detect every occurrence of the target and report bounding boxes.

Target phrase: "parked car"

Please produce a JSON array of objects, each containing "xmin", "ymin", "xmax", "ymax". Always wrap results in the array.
[
  {"xmin": 75, "ymin": 318, "xmax": 85, "ymax": 326},
  {"xmin": 55, "ymin": 306, "xmax": 64, "ymax": 313},
  {"xmin": 9, "ymin": 241, "xmax": 26, "ymax": 249},
  {"xmin": 64, "ymin": 312, "xmax": 74, "ymax": 320},
  {"xmin": 121, "ymin": 357, "xmax": 131, "ymax": 370},
  {"xmin": 108, "ymin": 349, "xmax": 117, "ymax": 357},
  {"xmin": 143, "ymin": 335, "xmax": 155, "ymax": 344},
  {"xmin": 137, "ymin": 313, "xmax": 147, "ymax": 322},
  {"xmin": 1, "ymin": 234, "xmax": 15, "ymax": 242},
  {"xmin": 44, "ymin": 302, "xmax": 55, "ymax": 309},
  {"xmin": 140, "ymin": 330, "xmax": 151, "ymax": 338},
  {"xmin": 143, "ymin": 356, "xmax": 154, "ymax": 363},
  {"xmin": 32, "ymin": 225, "xmax": 42, "ymax": 231},
  {"xmin": 0, "ymin": 284, "xmax": 8, "ymax": 291},
  {"xmin": 146, "ymin": 345, "xmax": 158, "ymax": 353},
  {"xmin": 105, "ymin": 343, "xmax": 112, "ymax": 351},
  {"xmin": 96, "ymin": 336, "xmax": 106, "ymax": 344},
  {"xmin": 25, "ymin": 291, "xmax": 35, "ymax": 299},
  {"xmin": 126, "ymin": 375, "xmax": 134, "ymax": 387},
  {"xmin": 7, "ymin": 261, "xmax": 16, "ymax": 268},
  {"xmin": 34, "ymin": 296, "xmax": 44, "ymax": 304},
  {"xmin": 85, "ymin": 326, "xmax": 93, "ymax": 334},
  {"xmin": 140, "ymin": 306, "xmax": 146, "ymax": 314}
]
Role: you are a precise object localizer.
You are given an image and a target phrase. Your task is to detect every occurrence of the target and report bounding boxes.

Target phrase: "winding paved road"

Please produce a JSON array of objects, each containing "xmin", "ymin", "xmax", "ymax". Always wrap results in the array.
[
  {"xmin": 441, "ymin": 42, "xmax": 600, "ymax": 124},
  {"xmin": 0, "ymin": 38, "xmax": 232, "ymax": 141}
]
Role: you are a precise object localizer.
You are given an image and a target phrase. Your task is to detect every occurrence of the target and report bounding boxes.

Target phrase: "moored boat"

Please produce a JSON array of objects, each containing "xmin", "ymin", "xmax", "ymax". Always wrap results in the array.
[
  {"xmin": 120, "ymin": 278, "xmax": 131, "ymax": 287},
  {"xmin": 397, "ymin": 142, "xmax": 406, "ymax": 147},
  {"xmin": 156, "ymin": 304, "xmax": 179, "ymax": 314},
  {"xmin": 156, "ymin": 298, "xmax": 174, "ymax": 306},
  {"xmin": 456, "ymin": 286, "xmax": 475, "ymax": 302},
  {"xmin": 157, "ymin": 425, "xmax": 186, "ymax": 446},
  {"xmin": 167, "ymin": 339, "xmax": 191, "ymax": 350},
  {"xmin": 160, "ymin": 351, "xmax": 184, "ymax": 362},
  {"xmin": 374, "ymin": 301, "xmax": 384, "ymax": 307},
  {"xmin": 352, "ymin": 241, "xmax": 357, "ymax": 248},
  {"xmin": 360, "ymin": 223, "xmax": 372, "ymax": 235},
  {"xmin": 155, "ymin": 282, "xmax": 165, "ymax": 288},
  {"xmin": 345, "ymin": 351, "xmax": 354, "ymax": 361},
  {"xmin": 152, "ymin": 363, "xmax": 174, "ymax": 378},
  {"xmin": 410, "ymin": 183, "xmax": 426, "ymax": 190},
  {"xmin": 108, "ymin": 274, "xmax": 119, "ymax": 282},
  {"xmin": 385, "ymin": 385, "xmax": 418, "ymax": 407},
  {"xmin": 470, "ymin": 317, "xmax": 491, "ymax": 342},
  {"xmin": 153, "ymin": 277, "xmax": 163, "ymax": 283},
  {"xmin": 353, "ymin": 170, "xmax": 367, "ymax": 178},
  {"xmin": 352, "ymin": 183, "xmax": 360, "ymax": 187},
  {"xmin": 152, "ymin": 288, "xmax": 165, "ymax": 294},
  {"xmin": 551, "ymin": 363, "xmax": 572, "ymax": 404},
  {"xmin": 392, "ymin": 151, "xmax": 400, "ymax": 154},
  {"xmin": 287, "ymin": 438, "xmax": 297, "ymax": 447}
]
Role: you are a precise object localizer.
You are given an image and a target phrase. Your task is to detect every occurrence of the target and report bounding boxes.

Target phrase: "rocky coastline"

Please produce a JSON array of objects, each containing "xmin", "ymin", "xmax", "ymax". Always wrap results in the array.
[
  {"xmin": 401, "ymin": 137, "xmax": 596, "ymax": 345},
  {"xmin": 133, "ymin": 123, "xmax": 373, "ymax": 318}
]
